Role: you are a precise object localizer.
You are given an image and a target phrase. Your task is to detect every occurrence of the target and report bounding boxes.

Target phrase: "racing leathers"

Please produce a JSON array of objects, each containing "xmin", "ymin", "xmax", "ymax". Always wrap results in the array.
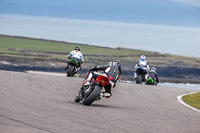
[
  {"xmin": 133, "ymin": 59, "xmax": 150, "ymax": 80},
  {"xmin": 80, "ymin": 64, "xmax": 122, "ymax": 98},
  {"xmin": 65, "ymin": 50, "xmax": 84, "ymax": 69}
]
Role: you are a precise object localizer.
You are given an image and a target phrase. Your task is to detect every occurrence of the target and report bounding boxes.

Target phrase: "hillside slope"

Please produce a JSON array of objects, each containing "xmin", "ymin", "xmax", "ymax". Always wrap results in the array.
[{"xmin": 0, "ymin": 35, "xmax": 200, "ymax": 83}]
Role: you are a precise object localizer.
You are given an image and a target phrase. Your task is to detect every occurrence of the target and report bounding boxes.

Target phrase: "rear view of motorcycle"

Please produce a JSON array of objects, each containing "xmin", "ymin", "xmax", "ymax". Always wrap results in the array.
[
  {"xmin": 66, "ymin": 59, "xmax": 80, "ymax": 77},
  {"xmin": 75, "ymin": 74, "xmax": 110, "ymax": 106},
  {"xmin": 135, "ymin": 67, "xmax": 147, "ymax": 84}
]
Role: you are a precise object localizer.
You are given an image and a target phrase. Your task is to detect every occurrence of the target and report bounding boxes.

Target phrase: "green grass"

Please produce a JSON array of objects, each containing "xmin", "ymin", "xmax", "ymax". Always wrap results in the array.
[
  {"xmin": 182, "ymin": 92, "xmax": 200, "ymax": 110},
  {"xmin": 0, "ymin": 36, "xmax": 79, "ymax": 52},
  {"xmin": 0, "ymin": 35, "xmax": 156, "ymax": 65},
  {"xmin": 1, "ymin": 35, "xmax": 200, "ymax": 68},
  {"xmin": 0, "ymin": 35, "xmax": 152, "ymax": 56}
]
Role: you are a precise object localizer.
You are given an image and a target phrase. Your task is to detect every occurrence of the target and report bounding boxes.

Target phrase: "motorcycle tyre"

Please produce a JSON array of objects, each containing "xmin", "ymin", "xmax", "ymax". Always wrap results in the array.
[
  {"xmin": 82, "ymin": 85, "xmax": 101, "ymax": 106},
  {"xmin": 136, "ymin": 75, "xmax": 142, "ymax": 84},
  {"xmin": 67, "ymin": 65, "xmax": 75, "ymax": 77}
]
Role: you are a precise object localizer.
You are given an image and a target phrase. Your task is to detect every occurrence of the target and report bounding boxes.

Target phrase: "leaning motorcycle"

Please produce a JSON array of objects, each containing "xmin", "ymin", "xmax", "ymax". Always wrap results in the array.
[
  {"xmin": 145, "ymin": 76, "xmax": 157, "ymax": 86},
  {"xmin": 75, "ymin": 73, "xmax": 110, "ymax": 106},
  {"xmin": 66, "ymin": 59, "xmax": 79, "ymax": 77},
  {"xmin": 135, "ymin": 67, "xmax": 147, "ymax": 84}
]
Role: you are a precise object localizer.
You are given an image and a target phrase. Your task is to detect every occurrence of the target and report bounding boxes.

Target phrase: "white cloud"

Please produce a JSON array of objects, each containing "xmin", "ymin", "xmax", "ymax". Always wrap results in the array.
[{"xmin": 170, "ymin": 0, "xmax": 200, "ymax": 8}]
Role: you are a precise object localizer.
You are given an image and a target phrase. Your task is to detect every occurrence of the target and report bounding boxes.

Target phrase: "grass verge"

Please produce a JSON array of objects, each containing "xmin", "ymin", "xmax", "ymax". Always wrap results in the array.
[{"xmin": 182, "ymin": 92, "xmax": 200, "ymax": 110}]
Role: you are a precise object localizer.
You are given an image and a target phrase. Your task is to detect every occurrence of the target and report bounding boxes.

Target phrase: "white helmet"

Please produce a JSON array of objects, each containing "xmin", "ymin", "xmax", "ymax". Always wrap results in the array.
[{"xmin": 140, "ymin": 55, "xmax": 146, "ymax": 61}]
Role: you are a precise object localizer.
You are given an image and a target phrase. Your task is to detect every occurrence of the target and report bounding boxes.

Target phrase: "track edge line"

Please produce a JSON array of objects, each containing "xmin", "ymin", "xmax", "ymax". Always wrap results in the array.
[{"xmin": 177, "ymin": 92, "xmax": 200, "ymax": 113}]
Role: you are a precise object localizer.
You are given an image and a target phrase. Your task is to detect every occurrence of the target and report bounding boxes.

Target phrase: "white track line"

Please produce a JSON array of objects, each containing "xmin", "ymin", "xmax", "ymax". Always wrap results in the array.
[
  {"xmin": 26, "ymin": 71, "xmax": 66, "ymax": 77},
  {"xmin": 177, "ymin": 92, "xmax": 200, "ymax": 113}
]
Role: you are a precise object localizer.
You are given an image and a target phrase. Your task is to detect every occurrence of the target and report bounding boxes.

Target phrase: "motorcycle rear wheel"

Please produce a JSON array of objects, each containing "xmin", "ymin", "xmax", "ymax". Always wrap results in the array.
[
  {"xmin": 82, "ymin": 85, "xmax": 101, "ymax": 106},
  {"xmin": 67, "ymin": 65, "xmax": 74, "ymax": 77},
  {"xmin": 136, "ymin": 75, "xmax": 142, "ymax": 84}
]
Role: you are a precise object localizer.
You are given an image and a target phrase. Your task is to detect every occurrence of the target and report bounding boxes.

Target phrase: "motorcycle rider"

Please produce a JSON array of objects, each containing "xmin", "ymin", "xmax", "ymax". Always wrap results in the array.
[
  {"xmin": 75, "ymin": 60, "xmax": 122, "ymax": 102},
  {"xmin": 65, "ymin": 46, "xmax": 84, "ymax": 70},
  {"xmin": 146, "ymin": 67, "xmax": 159, "ymax": 85},
  {"xmin": 107, "ymin": 59, "xmax": 122, "ymax": 81},
  {"xmin": 133, "ymin": 55, "xmax": 150, "ymax": 80}
]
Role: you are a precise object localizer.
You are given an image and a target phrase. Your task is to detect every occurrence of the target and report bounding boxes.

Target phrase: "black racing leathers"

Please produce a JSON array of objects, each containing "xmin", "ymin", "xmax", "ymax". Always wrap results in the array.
[
  {"xmin": 90, "ymin": 64, "xmax": 122, "ymax": 85},
  {"xmin": 88, "ymin": 64, "xmax": 122, "ymax": 96}
]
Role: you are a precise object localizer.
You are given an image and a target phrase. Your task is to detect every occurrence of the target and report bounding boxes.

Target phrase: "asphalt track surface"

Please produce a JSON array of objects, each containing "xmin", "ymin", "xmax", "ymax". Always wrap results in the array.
[{"xmin": 0, "ymin": 70, "xmax": 200, "ymax": 133}]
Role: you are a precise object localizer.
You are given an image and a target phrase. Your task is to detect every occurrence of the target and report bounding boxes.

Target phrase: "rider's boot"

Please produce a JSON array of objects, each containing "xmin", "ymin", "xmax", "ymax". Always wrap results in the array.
[
  {"xmin": 96, "ymin": 92, "xmax": 112, "ymax": 100},
  {"xmin": 75, "ymin": 95, "xmax": 80, "ymax": 102},
  {"xmin": 75, "ymin": 86, "xmax": 84, "ymax": 102},
  {"xmin": 101, "ymin": 92, "xmax": 112, "ymax": 98},
  {"xmin": 64, "ymin": 62, "xmax": 69, "ymax": 70},
  {"xmin": 102, "ymin": 85, "xmax": 112, "ymax": 98},
  {"xmin": 133, "ymin": 72, "xmax": 137, "ymax": 80},
  {"xmin": 145, "ymin": 74, "xmax": 149, "ymax": 81},
  {"xmin": 96, "ymin": 91, "xmax": 111, "ymax": 100}
]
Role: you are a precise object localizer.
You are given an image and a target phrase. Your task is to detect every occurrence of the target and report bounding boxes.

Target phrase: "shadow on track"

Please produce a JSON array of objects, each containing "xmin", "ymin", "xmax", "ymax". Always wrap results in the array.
[{"xmin": 68, "ymin": 101, "xmax": 122, "ymax": 109}]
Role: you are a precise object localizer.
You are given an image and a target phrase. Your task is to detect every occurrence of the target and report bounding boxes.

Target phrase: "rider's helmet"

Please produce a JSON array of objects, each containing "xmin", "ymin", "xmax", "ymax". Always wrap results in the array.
[
  {"xmin": 74, "ymin": 46, "xmax": 80, "ymax": 51},
  {"xmin": 140, "ymin": 55, "xmax": 146, "ymax": 61},
  {"xmin": 114, "ymin": 59, "xmax": 120, "ymax": 64},
  {"xmin": 108, "ymin": 59, "xmax": 120, "ymax": 66}
]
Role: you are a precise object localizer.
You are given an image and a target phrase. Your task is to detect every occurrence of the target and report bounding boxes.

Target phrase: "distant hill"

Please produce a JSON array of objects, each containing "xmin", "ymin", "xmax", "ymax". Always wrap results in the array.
[
  {"xmin": 1, "ymin": 35, "xmax": 200, "ymax": 84},
  {"xmin": 0, "ymin": 0, "xmax": 200, "ymax": 27}
]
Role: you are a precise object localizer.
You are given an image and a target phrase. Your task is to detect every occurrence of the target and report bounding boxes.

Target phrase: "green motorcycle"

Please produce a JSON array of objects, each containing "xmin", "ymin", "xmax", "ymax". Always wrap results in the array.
[
  {"xmin": 145, "ymin": 76, "xmax": 157, "ymax": 86},
  {"xmin": 66, "ymin": 59, "xmax": 80, "ymax": 77}
]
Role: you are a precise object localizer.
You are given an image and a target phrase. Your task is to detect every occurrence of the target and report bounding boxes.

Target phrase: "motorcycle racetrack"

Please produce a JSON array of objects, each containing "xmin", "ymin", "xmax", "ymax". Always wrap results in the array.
[{"xmin": 0, "ymin": 70, "xmax": 200, "ymax": 133}]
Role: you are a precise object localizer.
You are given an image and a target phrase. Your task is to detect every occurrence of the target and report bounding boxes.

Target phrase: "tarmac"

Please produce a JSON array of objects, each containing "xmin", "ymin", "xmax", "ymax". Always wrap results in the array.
[{"xmin": 0, "ymin": 70, "xmax": 200, "ymax": 133}]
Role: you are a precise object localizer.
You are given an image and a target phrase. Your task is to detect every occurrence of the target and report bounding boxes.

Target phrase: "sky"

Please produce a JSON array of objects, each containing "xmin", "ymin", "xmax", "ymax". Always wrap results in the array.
[
  {"xmin": 0, "ymin": 0, "xmax": 200, "ymax": 27},
  {"xmin": 0, "ymin": 0, "xmax": 200, "ymax": 58},
  {"xmin": 171, "ymin": 0, "xmax": 200, "ymax": 7}
]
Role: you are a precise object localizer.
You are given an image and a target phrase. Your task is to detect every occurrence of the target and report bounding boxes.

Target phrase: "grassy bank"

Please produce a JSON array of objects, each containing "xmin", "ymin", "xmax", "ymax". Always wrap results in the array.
[
  {"xmin": 1, "ymin": 35, "xmax": 200, "ymax": 66},
  {"xmin": 1, "ymin": 35, "xmax": 200, "ymax": 83},
  {"xmin": 182, "ymin": 92, "xmax": 200, "ymax": 110},
  {"xmin": 0, "ymin": 35, "xmax": 152, "ymax": 55},
  {"xmin": 0, "ymin": 35, "xmax": 154, "ymax": 66}
]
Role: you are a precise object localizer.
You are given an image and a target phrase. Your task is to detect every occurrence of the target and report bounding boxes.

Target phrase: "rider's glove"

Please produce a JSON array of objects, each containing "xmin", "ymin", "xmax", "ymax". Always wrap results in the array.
[
  {"xmin": 113, "ymin": 83, "xmax": 116, "ymax": 88},
  {"xmin": 89, "ymin": 66, "xmax": 97, "ymax": 71}
]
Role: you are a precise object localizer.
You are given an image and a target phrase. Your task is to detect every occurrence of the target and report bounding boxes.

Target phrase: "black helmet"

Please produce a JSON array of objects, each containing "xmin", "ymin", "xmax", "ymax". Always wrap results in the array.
[
  {"xmin": 74, "ymin": 46, "xmax": 80, "ymax": 51},
  {"xmin": 108, "ymin": 60, "xmax": 120, "ymax": 66}
]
